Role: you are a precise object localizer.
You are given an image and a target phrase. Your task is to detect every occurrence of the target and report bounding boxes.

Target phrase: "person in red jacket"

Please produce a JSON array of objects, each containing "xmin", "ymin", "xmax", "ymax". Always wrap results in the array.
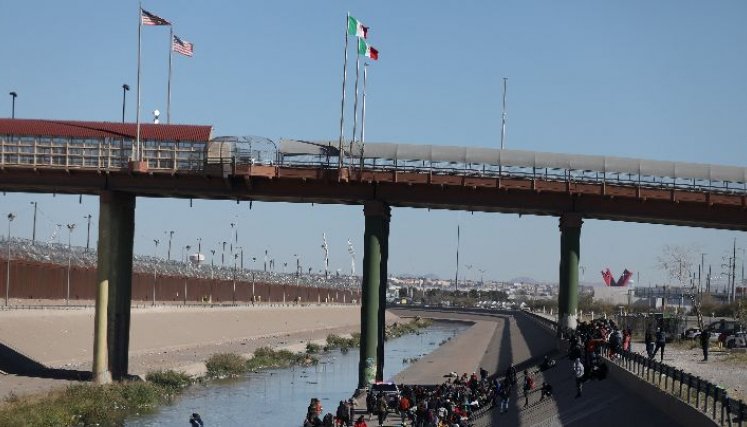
[{"xmin": 354, "ymin": 415, "xmax": 368, "ymax": 427}]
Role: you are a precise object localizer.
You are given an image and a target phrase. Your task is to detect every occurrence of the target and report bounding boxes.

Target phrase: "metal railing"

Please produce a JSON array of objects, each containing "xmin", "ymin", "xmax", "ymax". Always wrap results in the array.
[{"xmin": 523, "ymin": 310, "xmax": 746, "ymax": 427}]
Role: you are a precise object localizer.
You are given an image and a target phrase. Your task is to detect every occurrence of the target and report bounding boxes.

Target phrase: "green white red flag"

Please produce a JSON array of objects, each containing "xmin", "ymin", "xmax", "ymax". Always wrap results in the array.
[
  {"xmin": 358, "ymin": 38, "xmax": 378, "ymax": 60},
  {"xmin": 347, "ymin": 15, "xmax": 368, "ymax": 38}
]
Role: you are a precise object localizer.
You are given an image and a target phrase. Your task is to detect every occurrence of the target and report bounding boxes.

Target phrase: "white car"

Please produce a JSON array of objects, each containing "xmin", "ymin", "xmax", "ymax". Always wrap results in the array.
[{"xmin": 725, "ymin": 332, "xmax": 747, "ymax": 349}]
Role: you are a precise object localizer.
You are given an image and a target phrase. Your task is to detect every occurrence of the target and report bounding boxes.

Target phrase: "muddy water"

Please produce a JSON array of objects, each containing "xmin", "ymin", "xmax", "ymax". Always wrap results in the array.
[{"xmin": 127, "ymin": 321, "xmax": 468, "ymax": 426}]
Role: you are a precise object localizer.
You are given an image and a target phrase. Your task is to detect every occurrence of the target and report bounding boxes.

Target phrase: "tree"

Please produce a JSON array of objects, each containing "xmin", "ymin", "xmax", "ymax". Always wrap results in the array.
[{"xmin": 657, "ymin": 244, "xmax": 705, "ymax": 329}]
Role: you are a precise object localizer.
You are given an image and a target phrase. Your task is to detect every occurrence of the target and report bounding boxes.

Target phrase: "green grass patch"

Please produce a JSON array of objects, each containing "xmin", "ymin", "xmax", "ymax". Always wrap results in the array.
[
  {"xmin": 385, "ymin": 317, "xmax": 433, "ymax": 340},
  {"xmin": 205, "ymin": 352, "xmax": 249, "ymax": 378},
  {"xmin": 247, "ymin": 346, "xmax": 317, "ymax": 370},
  {"xmin": 325, "ymin": 334, "xmax": 360, "ymax": 352},
  {"xmin": 0, "ymin": 381, "xmax": 175, "ymax": 426},
  {"xmin": 145, "ymin": 369, "xmax": 192, "ymax": 393}
]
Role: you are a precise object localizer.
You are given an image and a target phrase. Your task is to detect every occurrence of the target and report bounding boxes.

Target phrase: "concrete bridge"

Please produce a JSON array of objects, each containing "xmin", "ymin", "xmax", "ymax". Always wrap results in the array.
[{"xmin": 2, "ymin": 118, "xmax": 747, "ymax": 390}]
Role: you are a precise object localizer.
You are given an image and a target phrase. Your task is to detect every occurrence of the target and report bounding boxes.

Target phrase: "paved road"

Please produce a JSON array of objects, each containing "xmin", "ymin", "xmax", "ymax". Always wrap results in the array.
[{"xmin": 355, "ymin": 308, "xmax": 691, "ymax": 427}]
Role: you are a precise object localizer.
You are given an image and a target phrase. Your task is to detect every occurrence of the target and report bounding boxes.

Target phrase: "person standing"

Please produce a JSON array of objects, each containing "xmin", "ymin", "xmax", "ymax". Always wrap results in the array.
[
  {"xmin": 354, "ymin": 415, "xmax": 368, "ymax": 427},
  {"xmin": 573, "ymin": 358, "xmax": 585, "ymax": 398},
  {"xmin": 700, "ymin": 329, "xmax": 711, "ymax": 361},
  {"xmin": 522, "ymin": 370, "xmax": 534, "ymax": 408},
  {"xmin": 376, "ymin": 393, "xmax": 388, "ymax": 427},
  {"xmin": 654, "ymin": 328, "xmax": 666, "ymax": 362}
]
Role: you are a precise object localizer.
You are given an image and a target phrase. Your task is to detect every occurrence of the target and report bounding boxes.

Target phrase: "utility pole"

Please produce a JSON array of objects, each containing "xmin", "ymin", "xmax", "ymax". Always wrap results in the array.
[
  {"xmin": 30, "ymin": 201, "xmax": 37, "ymax": 244},
  {"xmin": 500, "ymin": 77, "xmax": 508, "ymax": 150},
  {"xmin": 167, "ymin": 230, "xmax": 174, "ymax": 261},
  {"xmin": 84, "ymin": 214, "xmax": 92, "ymax": 252}
]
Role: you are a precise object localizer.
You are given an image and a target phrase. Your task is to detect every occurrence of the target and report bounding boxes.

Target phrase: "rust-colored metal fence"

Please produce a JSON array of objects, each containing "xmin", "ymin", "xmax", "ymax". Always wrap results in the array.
[{"xmin": 0, "ymin": 258, "xmax": 359, "ymax": 304}]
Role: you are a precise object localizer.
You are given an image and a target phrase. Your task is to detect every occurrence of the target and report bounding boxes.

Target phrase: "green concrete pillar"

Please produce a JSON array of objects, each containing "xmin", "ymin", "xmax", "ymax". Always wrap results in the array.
[
  {"xmin": 359, "ymin": 202, "xmax": 389, "ymax": 389},
  {"xmin": 92, "ymin": 193, "xmax": 112, "ymax": 384},
  {"xmin": 104, "ymin": 192, "xmax": 136, "ymax": 380},
  {"xmin": 558, "ymin": 213, "xmax": 582, "ymax": 333},
  {"xmin": 376, "ymin": 205, "xmax": 390, "ymax": 382}
]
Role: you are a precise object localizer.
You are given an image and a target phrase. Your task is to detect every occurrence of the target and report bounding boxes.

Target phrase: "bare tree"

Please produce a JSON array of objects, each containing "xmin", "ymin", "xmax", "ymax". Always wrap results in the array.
[{"xmin": 657, "ymin": 244, "xmax": 705, "ymax": 329}]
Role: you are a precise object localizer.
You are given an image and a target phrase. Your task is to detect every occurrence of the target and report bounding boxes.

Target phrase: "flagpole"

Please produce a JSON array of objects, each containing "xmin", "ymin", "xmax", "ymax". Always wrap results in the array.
[
  {"xmin": 455, "ymin": 224, "xmax": 460, "ymax": 291},
  {"xmin": 500, "ymin": 77, "xmax": 508, "ymax": 150},
  {"xmin": 359, "ymin": 63, "xmax": 368, "ymax": 169},
  {"xmin": 167, "ymin": 26, "xmax": 173, "ymax": 124},
  {"xmin": 352, "ymin": 52, "xmax": 360, "ymax": 147},
  {"xmin": 338, "ymin": 13, "xmax": 349, "ymax": 169},
  {"xmin": 135, "ymin": 2, "xmax": 142, "ymax": 161}
]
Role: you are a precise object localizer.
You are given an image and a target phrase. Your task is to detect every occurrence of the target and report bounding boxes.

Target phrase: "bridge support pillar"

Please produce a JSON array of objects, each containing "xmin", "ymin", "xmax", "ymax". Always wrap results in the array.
[
  {"xmin": 558, "ymin": 213, "xmax": 582, "ymax": 334},
  {"xmin": 92, "ymin": 191, "xmax": 136, "ymax": 382},
  {"xmin": 358, "ymin": 202, "xmax": 390, "ymax": 389}
]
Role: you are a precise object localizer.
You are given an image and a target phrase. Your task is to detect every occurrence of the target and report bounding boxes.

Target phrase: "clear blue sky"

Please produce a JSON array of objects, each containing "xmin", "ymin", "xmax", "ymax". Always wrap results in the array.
[{"xmin": 2, "ymin": 1, "xmax": 747, "ymax": 286}]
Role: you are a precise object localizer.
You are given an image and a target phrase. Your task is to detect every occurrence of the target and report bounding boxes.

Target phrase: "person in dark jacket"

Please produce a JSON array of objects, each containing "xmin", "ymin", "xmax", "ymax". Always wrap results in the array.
[
  {"xmin": 645, "ymin": 330, "xmax": 655, "ymax": 359},
  {"xmin": 189, "ymin": 413, "xmax": 204, "ymax": 427},
  {"xmin": 700, "ymin": 330, "xmax": 711, "ymax": 361},
  {"xmin": 654, "ymin": 328, "xmax": 666, "ymax": 362}
]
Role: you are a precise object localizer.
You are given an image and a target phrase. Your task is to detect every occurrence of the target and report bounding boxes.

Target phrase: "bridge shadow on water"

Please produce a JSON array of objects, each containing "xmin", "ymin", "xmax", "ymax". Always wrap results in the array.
[{"xmin": 0, "ymin": 341, "xmax": 91, "ymax": 381}]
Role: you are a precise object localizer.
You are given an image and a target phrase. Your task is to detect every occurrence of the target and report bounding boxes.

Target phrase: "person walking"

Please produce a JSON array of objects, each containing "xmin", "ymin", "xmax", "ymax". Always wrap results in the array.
[
  {"xmin": 376, "ymin": 392, "xmax": 388, "ymax": 427},
  {"xmin": 645, "ymin": 329, "xmax": 655, "ymax": 359},
  {"xmin": 573, "ymin": 358, "xmax": 585, "ymax": 398},
  {"xmin": 700, "ymin": 329, "xmax": 711, "ymax": 361},
  {"xmin": 654, "ymin": 328, "xmax": 666, "ymax": 362},
  {"xmin": 354, "ymin": 415, "xmax": 368, "ymax": 427},
  {"xmin": 499, "ymin": 379, "xmax": 511, "ymax": 413}
]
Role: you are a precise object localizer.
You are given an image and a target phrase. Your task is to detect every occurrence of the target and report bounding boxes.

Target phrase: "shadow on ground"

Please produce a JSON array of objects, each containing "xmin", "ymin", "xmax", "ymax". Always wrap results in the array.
[{"xmin": 0, "ymin": 341, "xmax": 91, "ymax": 381}]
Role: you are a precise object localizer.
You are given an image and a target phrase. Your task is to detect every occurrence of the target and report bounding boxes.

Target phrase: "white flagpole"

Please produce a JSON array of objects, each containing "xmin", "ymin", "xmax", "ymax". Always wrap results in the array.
[
  {"xmin": 338, "ymin": 13, "xmax": 349, "ymax": 169},
  {"xmin": 359, "ymin": 63, "xmax": 368, "ymax": 169},
  {"xmin": 135, "ymin": 2, "xmax": 143, "ymax": 161},
  {"xmin": 167, "ymin": 27, "xmax": 173, "ymax": 124},
  {"xmin": 500, "ymin": 77, "xmax": 508, "ymax": 150},
  {"xmin": 351, "ymin": 52, "xmax": 360, "ymax": 147}
]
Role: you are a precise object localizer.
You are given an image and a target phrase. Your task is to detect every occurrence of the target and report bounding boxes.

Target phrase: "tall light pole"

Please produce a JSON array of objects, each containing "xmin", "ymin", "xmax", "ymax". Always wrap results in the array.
[
  {"xmin": 232, "ymin": 253, "xmax": 238, "ymax": 305},
  {"xmin": 66, "ymin": 223, "xmax": 76, "ymax": 305},
  {"xmin": 6, "ymin": 213, "xmax": 16, "ymax": 306},
  {"xmin": 197, "ymin": 237, "xmax": 202, "ymax": 266},
  {"xmin": 121, "ymin": 84, "xmax": 130, "ymax": 123},
  {"xmin": 152, "ymin": 239, "xmax": 159, "ymax": 306},
  {"xmin": 84, "ymin": 214, "xmax": 92, "ymax": 252},
  {"xmin": 30, "ymin": 201, "xmax": 37, "ymax": 244},
  {"xmin": 9, "ymin": 92, "xmax": 17, "ymax": 119},
  {"xmin": 167, "ymin": 230, "xmax": 174, "ymax": 261},
  {"xmin": 500, "ymin": 77, "xmax": 508, "ymax": 149}
]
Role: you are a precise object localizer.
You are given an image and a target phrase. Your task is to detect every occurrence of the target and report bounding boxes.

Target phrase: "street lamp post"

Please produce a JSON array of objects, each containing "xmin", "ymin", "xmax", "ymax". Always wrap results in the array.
[
  {"xmin": 5, "ymin": 213, "xmax": 16, "ymax": 306},
  {"xmin": 210, "ymin": 249, "xmax": 216, "ymax": 303},
  {"xmin": 9, "ymin": 92, "xmax": 17, "ymax": 119},
  {"xmin": 84, "ymin": 214, "xmax": 92, "ymax": 252},
  {"xmin": 232, "ymin": 253, "xmax": 238, "ymax": 305},
  {"xmin": 30, "ymin": 201, "xmax": 37, "ymax": 244},
  {"xmin": 251, "ymin": 257, "xmax": 257, "ymax": 303},
  {"xmin": 152, "ymin": 239, "xmax": 159, "ymax": 306},
  {"xmin": 66, "ymin": 223, "xmax": 76, "ymax": 305},
  {"xmin": 167, "ymin": 230, "xmax": 174, "ymax": 261},
  {"xmin": 121, "ymin": 84, "xmax": 130, "ymax": 123}
]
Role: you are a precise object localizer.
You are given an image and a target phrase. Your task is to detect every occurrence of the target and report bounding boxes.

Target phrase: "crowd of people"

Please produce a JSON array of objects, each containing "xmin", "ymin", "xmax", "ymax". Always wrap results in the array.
[{"xmin": 565, "ymin": 319, "xmax": 615, "ymax": 397}]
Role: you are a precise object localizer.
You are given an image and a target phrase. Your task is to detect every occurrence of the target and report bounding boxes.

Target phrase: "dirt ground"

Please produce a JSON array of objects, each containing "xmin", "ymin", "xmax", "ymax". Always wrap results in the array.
[{"xmin": 0, "ymin": 303, "xmax": 400, "ymax": 402}]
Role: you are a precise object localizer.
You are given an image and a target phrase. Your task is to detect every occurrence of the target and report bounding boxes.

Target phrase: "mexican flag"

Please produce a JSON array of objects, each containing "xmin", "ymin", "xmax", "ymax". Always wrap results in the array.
[
  {"xmin": 358, "ymin": 38, "xmax": 379, "ymax": 60},
  {"xmin": 348, "ymin": 15, "xmax": 368, "ymax": 38}
]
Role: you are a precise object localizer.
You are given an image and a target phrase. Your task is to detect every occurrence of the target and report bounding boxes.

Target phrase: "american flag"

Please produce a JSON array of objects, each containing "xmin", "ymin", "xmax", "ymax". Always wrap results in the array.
[
  {"xmin": 172, "ymin": 35, "xmax": 194, "ymax": 57},
  {"xmin": 141, "ymin": 8, "xmax": 171, "ymax": 26}
]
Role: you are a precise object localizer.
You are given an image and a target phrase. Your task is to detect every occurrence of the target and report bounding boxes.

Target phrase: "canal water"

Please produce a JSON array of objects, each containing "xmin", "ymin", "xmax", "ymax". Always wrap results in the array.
[{"xmin": 126, "ymin": 321, "xmax": 468, "ymax": 426}]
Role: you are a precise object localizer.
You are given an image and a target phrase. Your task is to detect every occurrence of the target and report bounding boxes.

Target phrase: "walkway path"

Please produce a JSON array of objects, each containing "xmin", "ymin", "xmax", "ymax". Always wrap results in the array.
[{"xmin": 357, "ymin": 308, "xmax": 693, "ymax": 427}]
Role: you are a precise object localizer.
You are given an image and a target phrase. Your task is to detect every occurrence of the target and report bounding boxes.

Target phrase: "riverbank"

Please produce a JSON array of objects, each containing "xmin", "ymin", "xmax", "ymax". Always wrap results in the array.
[{"xmin": 0, "ymin": 304, "xmax": 399, "ymax": 402}]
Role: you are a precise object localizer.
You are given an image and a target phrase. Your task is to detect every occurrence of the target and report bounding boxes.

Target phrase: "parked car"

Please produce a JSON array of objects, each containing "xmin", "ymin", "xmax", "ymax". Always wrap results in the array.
[
  {"xmin": 682, "ymin": 328, "xmax": 701, "ymax": 340},
  {"xmin": 725, "ymin": 331, "xmax": 747, "ymax": 349},
  {"xmin": 370, "ymin": 382, "xmax": 400, "ymax": 412}
]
